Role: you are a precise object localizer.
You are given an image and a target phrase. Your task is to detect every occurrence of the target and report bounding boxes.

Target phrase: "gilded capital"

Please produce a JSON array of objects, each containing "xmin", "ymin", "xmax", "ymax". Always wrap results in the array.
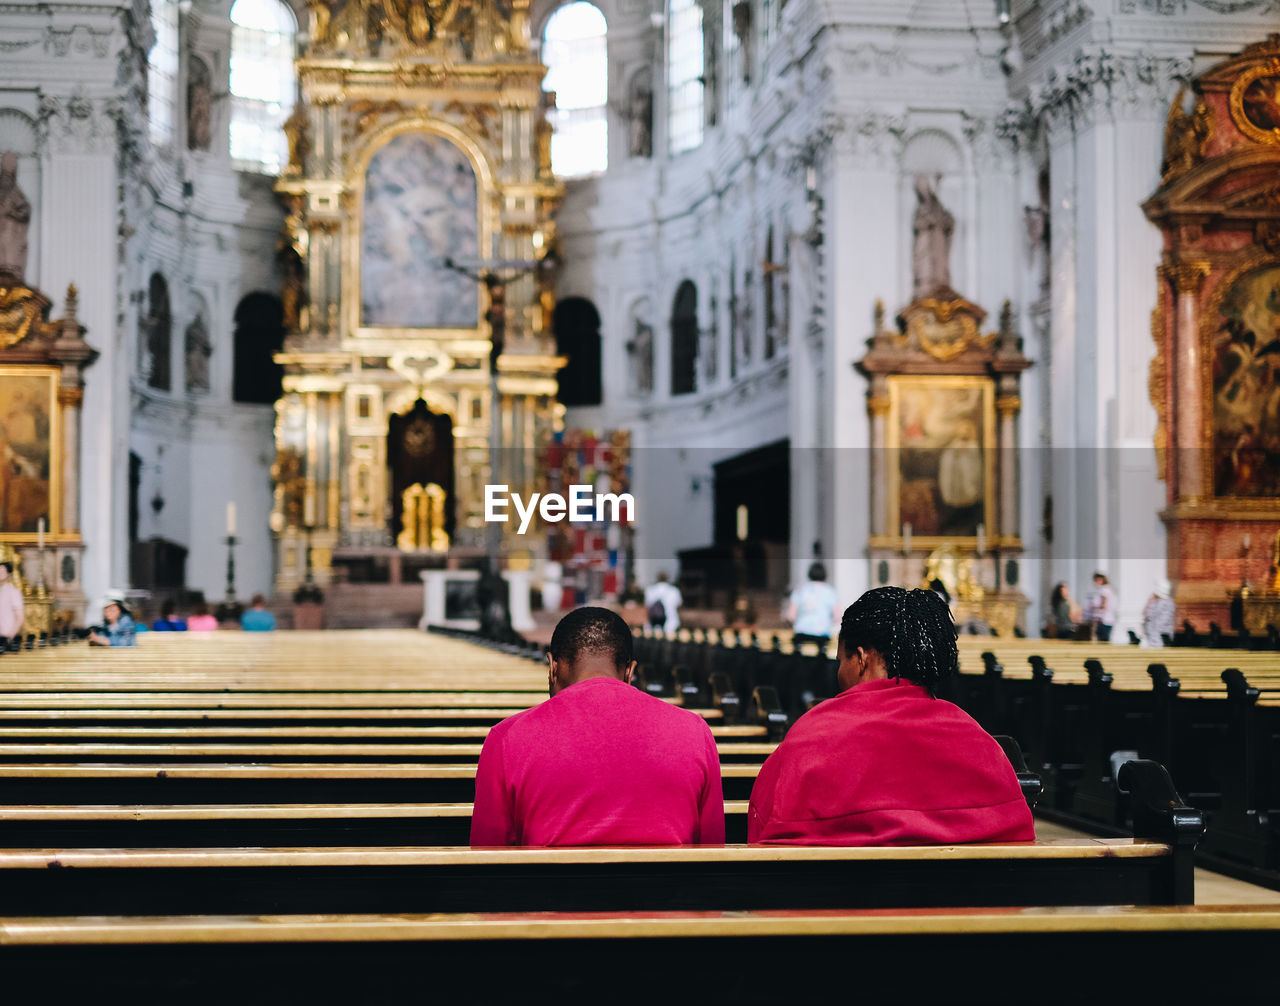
[{"xmin": 1159, "ymin": 260, "xmax": 1210, "ymax": 295}]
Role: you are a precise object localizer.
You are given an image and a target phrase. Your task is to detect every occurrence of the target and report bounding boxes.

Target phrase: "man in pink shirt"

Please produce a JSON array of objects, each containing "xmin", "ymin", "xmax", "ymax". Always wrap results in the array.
[{"xmin": 470, "ymin": 606, "xmax": 724, "ymax": 846}]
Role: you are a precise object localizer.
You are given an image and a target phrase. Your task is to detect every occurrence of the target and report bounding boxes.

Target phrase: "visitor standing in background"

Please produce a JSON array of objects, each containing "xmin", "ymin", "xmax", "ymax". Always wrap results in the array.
[
  {"xmin": 240, "ymin": 594, "xmax": 276, "ymax": 632},
  {"xmin": 1047, "ymin": 582, "xmax": 1080, "ymax": 639},
  {"xmin": 1083, "ymin": 572, "xmax": 1117, "ymax": 642},
  {"xmin": 644, "ymin": 572, "xmax": 682, "ymax": 634},
  {"xmin": 0, "ymin": 561, "xmax": 24, "ymax": 645},
  {"xmin": 1142, "ymin": 578, "xmax": 1175, "ymax": 648},
  {"xmin": 787, "ymin": 562, "xmax": 840, "ymax": 648}
]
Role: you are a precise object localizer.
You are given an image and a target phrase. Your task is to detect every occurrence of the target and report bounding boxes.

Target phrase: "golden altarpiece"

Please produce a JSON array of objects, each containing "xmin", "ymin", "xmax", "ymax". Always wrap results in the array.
[
  {"xmin": 857, "ymin": 294, "xmax": 1032, "ymax": 638},
  {"xmin": 1143, "ymin": 36, "xmax": 1280, "ymax": 631},
  {"xmin": 0, "ymin": 284, "xmax": 97, "ymax": 631},
  {"xmin": 271, "ymin": 0, "xmax": 564, "ymax": 589}
]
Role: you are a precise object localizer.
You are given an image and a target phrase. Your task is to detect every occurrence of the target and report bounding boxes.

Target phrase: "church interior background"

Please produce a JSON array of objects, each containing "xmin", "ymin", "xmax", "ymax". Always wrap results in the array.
[{"xmin": 1, "ymin": 0, "xmax": 1279, "ymax": 637}]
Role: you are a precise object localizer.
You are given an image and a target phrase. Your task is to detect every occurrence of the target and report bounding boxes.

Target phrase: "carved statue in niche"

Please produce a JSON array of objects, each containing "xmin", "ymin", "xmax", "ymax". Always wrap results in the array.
[
  {"xmin": 278, "ymin": 236, "xmax": 307, "ymax": 331},
  {"xmin": 283, "ymin": 106, "xmax": 311, "ymax": 175},
  {"xmin": 911, "ymin": 174, "xmax": 954, "ymax": 299},
  {"xmin": 536, "ymin": 91, "xmax": 555, "ymax": 177},
  {"xmin": 184, "ymin": 314, "xmax": 211, "ymax": 392},
  {"xmin": 307, "ymin": 0, "xmax": 332, "ymax": 45},
  {"xmin": 0, "ymin": 152, "xmax": 31, "ymax": 284},
  {"xmin": 627, "ymin": 315, "xmax": 654, "ymax": 395},
  {"xmin": 628, "ymin": 73, "xmax": 653, "ymax": 158},
  {"xmin": 187, "ymin": 58, "xmax": 212, "ymax": 152},
  {"xmin": 1160, "ymin": 87, "xmax": 1210, "ymax": 184}
]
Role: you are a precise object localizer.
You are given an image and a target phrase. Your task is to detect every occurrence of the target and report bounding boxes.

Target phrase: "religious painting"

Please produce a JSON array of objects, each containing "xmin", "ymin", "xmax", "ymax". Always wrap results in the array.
[
  {"xmin": 0, "ymin": 367, "xmax": 56, "ymax": 535},
  {"xmin": 1211, "ymin": 263, "xmax": 1280, "ymax": 498},
  {"xmin": 1242, "ymin": 71, "xmax": 1280, "ymax": 132},
  {"xmin": 887, "ymin": 375, "xmax": 995, "ymax": 540},
  {"xmin": 360, "ymin": 132, "xmax": 479, "ymax": 329}
]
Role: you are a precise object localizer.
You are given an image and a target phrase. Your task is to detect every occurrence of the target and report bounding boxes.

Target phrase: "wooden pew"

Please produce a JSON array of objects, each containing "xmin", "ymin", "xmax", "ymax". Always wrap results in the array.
[
  {"xmin": 0, "ymin": 799, "xmax": 759, "ymax": 847},
  {"xmin": 0, "ymin": 758, "xmax": 1196, "ymax": 916},
  {"xmin": 0, "ymin": 761, "xmax": 765, "ymax": 804},
  {"xmin": 4, "ymin": 906, "xmax": 1277, "ymax": 1004}
]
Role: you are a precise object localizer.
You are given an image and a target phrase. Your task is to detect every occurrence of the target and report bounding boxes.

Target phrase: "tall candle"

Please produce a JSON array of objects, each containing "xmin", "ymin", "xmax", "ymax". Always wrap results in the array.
[
  {"xmin": 903, "ymin": 523, "xmax": 913, "ymax": 554},
  {"xmin": 1244, "ymin": 533, "xmax": 1251, "ymax": 550},
  {"xmin": 976, "ymin": 524, "xmax": 986, "ymax": 556},
  {"xmin": 37, "ymin": 517, "xmax": 44, "ymax": 550},
  {"xmin": 226, "ymin": 502, "xmax": 236, "ymax": 536}
]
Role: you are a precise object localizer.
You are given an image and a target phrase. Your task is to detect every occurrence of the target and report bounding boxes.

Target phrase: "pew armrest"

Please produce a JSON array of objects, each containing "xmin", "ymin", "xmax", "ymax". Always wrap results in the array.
[
  {"xmin": 1117, "ymin": 759, "xmax": 1204, "ymax": 905},
  {"xmin": 992, "ymin": 734, "xmax": 1042, "ymax": 812}
]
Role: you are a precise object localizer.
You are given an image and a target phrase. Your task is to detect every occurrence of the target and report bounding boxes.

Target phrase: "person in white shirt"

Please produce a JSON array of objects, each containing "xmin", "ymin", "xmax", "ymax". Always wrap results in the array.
[
  {"xmin": 1083, "ymin": 571, "xmax": 1117, "ymax": 642},
  {"xmin": 787, "ymin": 562, "xmax": 841, "ymax": 647},
  {"xmin": 0, "ymin": 561, "xmax": 24, "ymax": 644},
  {"xmin": 644, "ymin": 572, "xmax": 683, "ymax": 635}
]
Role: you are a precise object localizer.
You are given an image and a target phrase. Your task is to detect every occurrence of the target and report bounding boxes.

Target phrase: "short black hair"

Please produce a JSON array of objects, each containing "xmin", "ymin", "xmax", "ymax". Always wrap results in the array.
[
  {"xmin": 807, "ymin": 562, "xmax": 827, "ymax": 582},
  {"xmin": 838, "ymin": 586, "xmax": 957, "ymax": 697},
  {"xmin": 0, "ymin": 562, "xmax": 12, "ymax": 573},
  {"xmin": 549, "ymin": 606, "xmax": 634, "ymax": 671}
]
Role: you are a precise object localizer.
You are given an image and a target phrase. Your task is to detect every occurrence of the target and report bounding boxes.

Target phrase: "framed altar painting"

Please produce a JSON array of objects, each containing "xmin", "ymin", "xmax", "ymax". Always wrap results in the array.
[
  {"xmin": 887, "ymin": 375, "xmax": 995, "ymax": 542},
  {"xmin": 1210, "ymin": 261, "xmax": 1280, "ymax": 499},
  {"xmin": 0, "ymin": 366, "xmax": 58, "ymax": 536}
]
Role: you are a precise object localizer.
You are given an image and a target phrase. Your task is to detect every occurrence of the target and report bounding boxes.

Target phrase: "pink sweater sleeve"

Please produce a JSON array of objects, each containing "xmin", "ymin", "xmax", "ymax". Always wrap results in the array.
[
  {"xmin": 696, "ymin": 724, "xmax": 725, "ymax": 844},
  {"xmin": 470, "ymin": 728, "xmax": 515, "ymax": 846}
]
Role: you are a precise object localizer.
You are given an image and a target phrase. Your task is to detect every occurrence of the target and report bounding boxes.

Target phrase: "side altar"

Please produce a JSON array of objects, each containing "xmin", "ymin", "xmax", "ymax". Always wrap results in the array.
[
  {"xmin": 856, "ymin": 176, "xmax": 1032, "ymax": 634},
  {"xmin": 271, "ymin": 0, "xmax": 564, "ymax": 590}
]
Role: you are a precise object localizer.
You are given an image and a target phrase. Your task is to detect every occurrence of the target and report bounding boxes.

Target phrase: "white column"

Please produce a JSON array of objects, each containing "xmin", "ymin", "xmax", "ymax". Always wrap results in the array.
[{"xmin": 43, "ymin": 147, "xmax": 119, "ymax": 605}]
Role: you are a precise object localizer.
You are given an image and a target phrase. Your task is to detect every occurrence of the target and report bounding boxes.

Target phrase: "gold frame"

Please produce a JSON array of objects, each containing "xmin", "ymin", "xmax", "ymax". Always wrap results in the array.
[
  {"xmin": 1199, "ymin": 250, "xmax": 1280, "ymax": 510},
  {"xmin": 886, "ymin": 374, "xmax": 996, "ymax": 548},
  {"xmin": 0, "ymin": 365, "xmax": 62, "ymax": 541},
  {"xmin": 346, "ymin": 116, "xmax": 498, "ymax": 339},
  {"xmin": 1229, "ymin": 57, "xmax": 1280, "ymax": 147}
]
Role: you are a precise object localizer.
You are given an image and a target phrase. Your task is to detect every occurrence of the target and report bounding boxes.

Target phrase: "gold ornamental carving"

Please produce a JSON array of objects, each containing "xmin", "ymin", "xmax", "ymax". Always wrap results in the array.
[
  {"xmin": 1160, "ymin": 87, "xmax": 1211, "ymax": 185},
  {"xmin": 1160, "ymin": 260, "xmax": 1211, "ymax": 295},
  {"xmin": 1229, "ymin": 57, "xmax": 1280, "ymax": 146},
  {"xmin": 897, "ymin": 294, "xmax": 995, "ymax": 363},
  {"xmin": 398, "ymin": 482, "xmax": 449, "ymax": 551},
  {"xmin": 0, "ymin": 287, "xmax": 51, "ymax": 347}
]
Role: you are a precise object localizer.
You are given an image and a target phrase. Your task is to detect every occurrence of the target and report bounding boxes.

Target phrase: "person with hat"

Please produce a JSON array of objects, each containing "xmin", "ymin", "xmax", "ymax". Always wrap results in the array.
[
  {"xmin": 1142, "ymin": 578, "xmax": 1175, "ymax": 648},
  {"xmin": 88, "ymin": 591, "xmax": 137, "ymax": 647}
]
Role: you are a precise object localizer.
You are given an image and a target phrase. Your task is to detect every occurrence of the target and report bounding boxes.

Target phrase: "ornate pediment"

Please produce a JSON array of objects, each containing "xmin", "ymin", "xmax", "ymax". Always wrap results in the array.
[{"xmin": 305, "ymin": 0, "xmax": 530, "ymax": 61}]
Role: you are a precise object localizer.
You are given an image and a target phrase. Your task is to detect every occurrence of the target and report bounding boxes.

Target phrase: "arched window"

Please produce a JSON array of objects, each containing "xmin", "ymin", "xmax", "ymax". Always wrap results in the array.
[
  {"xmin": 670, "ymin": 280, "xmax": 698, "ymax": 396},
  {"xmin": 763, "ymin": 226, "xmax": 776, "ymax": 359},
  {"xmin": 233, "ymin": 292, "xmax": 285, "ymax": 404},
  {"xmin": 542, "ymin": 2, "xmax": 608, "ymax": 177},
  {"xmin": 148, "ymin": 0, "xmax": 180, "ymax": 146},
  {"xmin": 668, "ymin": 0, "xmax": 704, "ymax": 154},
  {"xmin": 230, "ymin": 0, "xmax": 297, "ymax": 173},
  {"xmin": 554, "ymin": 297, "xmax": 603, "ymax": 407}
]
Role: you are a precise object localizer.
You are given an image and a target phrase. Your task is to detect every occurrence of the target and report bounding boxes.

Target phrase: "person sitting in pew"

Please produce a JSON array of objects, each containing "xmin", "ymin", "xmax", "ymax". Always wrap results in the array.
[
  {"xmin": 88, "ymin": 592, "xmax": 137, "ymax": 648},
  {"xmin": 471, "ymin": 606, "xmax": 724, "ymax": 847},
  {"xmin": 748, "ymin": 586, "xmax": 1034, "ymax": 845}
]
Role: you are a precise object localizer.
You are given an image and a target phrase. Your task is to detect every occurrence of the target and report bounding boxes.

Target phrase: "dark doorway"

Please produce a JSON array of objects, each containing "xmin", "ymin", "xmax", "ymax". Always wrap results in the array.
[
  {"xmin": 387, "ymin": 398, "xmax": 455, "ymax": 546},
  {"xmin": 713, "ymin": 439, "xmax": 790, "ymax": 547},
  {"xmin": 671, "ymin": 280, "xmax": 698, "ymax": 396},
  {"xmin": 554, "ymin": 297, "xmax": 603, "ymax": 407},
  {"xmin": 233, "ymin": 293, "xmax": 285, "ymax": 405}
]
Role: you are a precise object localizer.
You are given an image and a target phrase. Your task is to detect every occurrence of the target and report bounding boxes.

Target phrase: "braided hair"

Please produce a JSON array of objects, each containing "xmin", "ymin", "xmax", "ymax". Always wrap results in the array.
[{"xmin": 838, "ymin": 586, "xmax": 958, "ymax": 697}]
